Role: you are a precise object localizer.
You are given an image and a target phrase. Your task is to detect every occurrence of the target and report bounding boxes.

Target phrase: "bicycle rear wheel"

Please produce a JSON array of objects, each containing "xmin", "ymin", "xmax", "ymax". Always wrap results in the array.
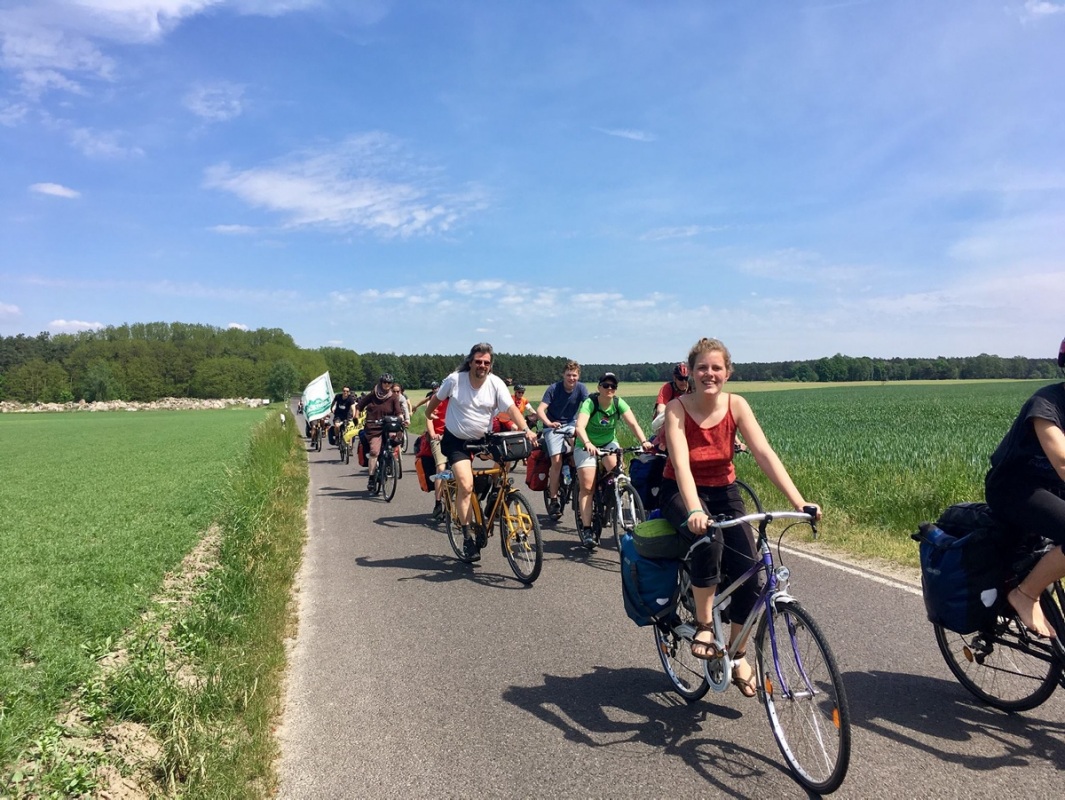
[
  {"xmin": 755, "ymin": 601, "xmax": 850, "ymax": 795},
  {"xmin": 654, "ymin": 584, "xmax": 710, "ymax": 702},
  {"xmin": 501, "ymin": 490, "xmax": 543, "ymax": 583},
  {"xmin": 380, "ymin": 453, "xmax": 398, "ymax": 501},
  {"xmin": 612, "ymin": 480, "xmax": 645, "ymax": 540},
  {"xmin": 934, "ymin": 588, "xmax": 1064, "ymax": 712}
]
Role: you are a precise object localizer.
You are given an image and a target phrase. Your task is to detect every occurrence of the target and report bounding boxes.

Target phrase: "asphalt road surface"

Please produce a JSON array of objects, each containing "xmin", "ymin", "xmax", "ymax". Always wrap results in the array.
[{"xmin": 277, "ymin": 431, "xmax": 1065, "ymax": 799}]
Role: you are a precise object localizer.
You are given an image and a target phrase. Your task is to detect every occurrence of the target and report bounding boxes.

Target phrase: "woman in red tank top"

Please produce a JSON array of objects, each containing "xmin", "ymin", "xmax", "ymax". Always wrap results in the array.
[{"xmin": 660, "ymin": 338, "xmax": 821, "ymax": 697}]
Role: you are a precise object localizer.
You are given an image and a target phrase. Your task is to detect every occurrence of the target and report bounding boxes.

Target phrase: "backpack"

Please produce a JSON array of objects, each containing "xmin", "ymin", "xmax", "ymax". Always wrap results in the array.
[
  {"xmin": 586, "ymin": 392, "xmax": 619, "ymax": 424},
  {"xmin": 912, "ymin": 502, "xmax": 1009, "ymax": 634},
  {"xmin": 619, "ymin": 532, "xmax": 681, "ymax": 626},
  {"xmin": 525, "ymin": 448, "xmax": 549, "ymax": 492}
]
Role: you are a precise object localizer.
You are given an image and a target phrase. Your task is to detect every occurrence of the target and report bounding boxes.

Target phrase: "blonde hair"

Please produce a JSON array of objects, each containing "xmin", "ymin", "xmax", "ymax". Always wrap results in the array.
[
  {"xmin": 688, "ymin": 338, "xmax": 733, "ymax": 374},
  {"xmin": 563, "ymin": 360, "xmax": 581, "ymax": 374}
]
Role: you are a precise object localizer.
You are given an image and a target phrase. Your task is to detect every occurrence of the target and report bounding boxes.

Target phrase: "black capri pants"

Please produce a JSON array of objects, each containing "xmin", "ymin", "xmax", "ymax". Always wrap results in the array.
[
  {"xmin": 659, "ymin": 478, "xmax": 761, "ymax": 624},
  {"xmin": 985, "ymin": 477, "xmax": 1065, "ymax": 549}
]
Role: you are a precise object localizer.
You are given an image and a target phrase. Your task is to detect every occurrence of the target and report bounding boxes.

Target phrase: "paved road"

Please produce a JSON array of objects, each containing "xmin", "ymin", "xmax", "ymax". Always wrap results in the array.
[{"xmin": 277, "ymin": 434, "xmax": 1065, "ymax": 799}]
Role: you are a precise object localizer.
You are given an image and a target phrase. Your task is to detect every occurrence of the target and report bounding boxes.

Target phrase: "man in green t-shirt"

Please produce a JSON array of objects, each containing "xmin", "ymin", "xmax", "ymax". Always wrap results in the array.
[{"xmin": 572, "ymin": 373, "xmax": 655, "ymax": 548}]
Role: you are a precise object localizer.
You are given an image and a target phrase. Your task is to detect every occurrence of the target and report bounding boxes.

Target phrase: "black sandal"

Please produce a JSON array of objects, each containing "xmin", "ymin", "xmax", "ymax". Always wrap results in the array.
[
  {"xmin": 730, "ymin": 649, "xmax": 757, "ymax": 697},
  {"xmin": 690, "ymin": 623, "xmax": 724, "ymax": 661}
]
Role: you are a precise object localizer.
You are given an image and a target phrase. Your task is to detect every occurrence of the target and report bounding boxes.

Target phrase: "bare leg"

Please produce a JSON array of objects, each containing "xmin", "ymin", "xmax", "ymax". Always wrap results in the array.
[{"xmin": 1010, "ymin": 545, "xmax": 1065, "ymax": 638}]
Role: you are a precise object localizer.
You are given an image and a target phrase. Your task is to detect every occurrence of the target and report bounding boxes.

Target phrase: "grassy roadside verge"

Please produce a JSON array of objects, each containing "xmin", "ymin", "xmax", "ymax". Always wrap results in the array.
[{"xmin": 2, "ymin": 412, "xmax": 307, "ymax": 798}]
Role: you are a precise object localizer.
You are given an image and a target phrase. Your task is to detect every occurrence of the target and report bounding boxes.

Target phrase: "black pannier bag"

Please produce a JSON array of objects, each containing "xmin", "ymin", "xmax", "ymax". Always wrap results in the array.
[{"xmin": 912, "ymin": 502, "xmax": 1009, "ymax": 634}]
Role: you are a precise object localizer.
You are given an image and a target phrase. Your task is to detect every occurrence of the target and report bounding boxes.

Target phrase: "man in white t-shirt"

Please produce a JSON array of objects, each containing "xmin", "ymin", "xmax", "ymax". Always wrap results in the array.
[{"xmin": 426, "ymin": 342, "xmax": 537, "ymax": 562}]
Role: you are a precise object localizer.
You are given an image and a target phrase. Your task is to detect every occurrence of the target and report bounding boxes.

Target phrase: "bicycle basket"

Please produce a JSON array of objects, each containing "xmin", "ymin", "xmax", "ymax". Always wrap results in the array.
[
  {"xmin": 489, "ymin": 431, "xmax": 532, "ymax": 462},
  {"xmin": 381, "ymin": 415, "xmax": 404, "ymax": 433}
]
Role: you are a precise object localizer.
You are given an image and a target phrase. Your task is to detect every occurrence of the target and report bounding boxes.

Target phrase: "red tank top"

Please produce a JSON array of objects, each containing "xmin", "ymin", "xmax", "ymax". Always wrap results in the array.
[{"xmin": 663, "ymin": 396, "xmax": 736, "ymax": 487}]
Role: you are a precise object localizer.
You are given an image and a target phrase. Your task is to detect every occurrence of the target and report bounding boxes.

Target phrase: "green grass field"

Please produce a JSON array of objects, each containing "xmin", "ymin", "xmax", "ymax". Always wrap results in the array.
[{"xmin": 0, "ymin": 409, "xmax": 266, "ymax": 770}]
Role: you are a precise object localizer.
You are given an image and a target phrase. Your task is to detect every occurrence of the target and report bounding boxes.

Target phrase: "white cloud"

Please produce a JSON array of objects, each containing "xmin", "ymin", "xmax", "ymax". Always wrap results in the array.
[
  {"xmin": 0, "ymin": 100, "xmax": 28, "ymax": 125},
  {"xmin": 69, "ymin": 127, "xmax": 144, "ymax": 159},
  {"xmin": 30, "ymin": 182, "xmax": 80, "ymax": 198},
  {"xmin": 209, "ymin": 224, "xmax": 257, "ymax": 234},
  {"xmin": 48, "ymin": 318, "xmax": 103, "ymax": 332},
  {"xmin": 0, "ymin": 301, "xmax": 21, "ymax": 318},
  {"xmin": 204, "ymin": 133, "xmax": 486, "ymax": 237},
  {"xmin": 184, "ymin": 81, "xmax": 246, "ymax": 122},
  {"xmin": 640, "ymin": 225, "xmax": 725, "ymax": 241},
  {"xmin": 228, "ymin": 321, "xmax": 249, "ymax": 330},
  {"xmin": 594, "ymin": 127, "xmax": 657, "ymax": 142},
  {"xmin": 1021, "ymin": 1, "xmax": 1065, "ymax": 19}
]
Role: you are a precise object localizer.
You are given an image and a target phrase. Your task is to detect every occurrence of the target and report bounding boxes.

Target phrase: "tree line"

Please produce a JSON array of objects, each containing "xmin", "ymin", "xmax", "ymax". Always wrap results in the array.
[{"xmin": 0, "ymin": 323, "xmax": 1056, "ymax": 404}]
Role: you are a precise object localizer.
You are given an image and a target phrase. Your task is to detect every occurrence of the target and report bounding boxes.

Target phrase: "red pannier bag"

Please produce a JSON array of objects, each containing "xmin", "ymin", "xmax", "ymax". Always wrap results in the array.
[{"xmin": 525, "ymin": 447, "xmax": 548, "ymax": 492}]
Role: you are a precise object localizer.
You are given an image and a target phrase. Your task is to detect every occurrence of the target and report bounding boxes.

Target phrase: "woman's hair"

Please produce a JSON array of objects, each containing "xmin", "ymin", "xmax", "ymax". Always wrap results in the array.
[
  {"xmin": 687, "ymin": 338, "xmax": 733, "ymax": 374},
  {"xmin": 459, "ymin": 342, "xmax": 494, "ymax": 373}
]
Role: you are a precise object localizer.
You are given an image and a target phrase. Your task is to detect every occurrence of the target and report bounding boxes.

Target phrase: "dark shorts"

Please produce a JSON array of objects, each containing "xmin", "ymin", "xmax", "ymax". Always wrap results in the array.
[
  {"xmin": 440, "ymin": 429, "xmax": 489, "ymax": 466},
  {"xmin": 986, "ymin": 477, "xmax": 1065, "ymax": 548},
  {"xmin": 660, "ymin": 478, "xmax": 761, "ymax": 623}
]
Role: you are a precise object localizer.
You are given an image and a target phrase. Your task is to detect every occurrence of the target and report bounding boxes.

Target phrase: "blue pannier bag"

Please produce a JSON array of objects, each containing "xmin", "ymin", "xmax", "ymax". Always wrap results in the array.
[
  {"xmin": 620, "ymin": 532, "xmax": 681, "ymax": 626},
  {"xmin": 912, "ymin": 502, "xmax": 1008, "ymax": 635},
  {"xmin": 629, "ymin": 455, "xmax": 665, "ymax": 511}
]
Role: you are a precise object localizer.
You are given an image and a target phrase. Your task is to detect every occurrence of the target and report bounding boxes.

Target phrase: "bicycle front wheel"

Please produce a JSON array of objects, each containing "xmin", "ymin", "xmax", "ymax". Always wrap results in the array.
[
  {"xmin": 500, "ymin": 490, "xmax": 543, "ymax": 583},
  {"xmin": 380, "ymin": 454, "xmax": 398, "ymax": 501},
  {"xmin": 654, "ymin": 586, "xmax": 710, "ymax": 702},
  {"xmin": 612, "ymin": 480, "xmax": 645, "ymax": 540},
  {"xmin": 443, "ymin": 483, "xmax": 473, "ymax": 562},
  {"xmin": 934, "ymin": 590, "xmax": 1064, "ymax": 712},
  {"xmin": 755, "ymin": 601, "xmax": 850, "ymax": 795}
]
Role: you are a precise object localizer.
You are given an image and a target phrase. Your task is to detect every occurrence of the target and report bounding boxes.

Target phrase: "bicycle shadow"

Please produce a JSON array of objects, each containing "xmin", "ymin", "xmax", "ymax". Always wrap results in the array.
[
  {"xmin": 502, "ymin": 665, "xmax": 797, "ymax": 798},
  {"xmin": 845, "ymin": 670, "xmax": 1065, "ymax": 772},
  {"xmin": 353, "ymin": 553, "xmax": 535, "ymax": 590}
]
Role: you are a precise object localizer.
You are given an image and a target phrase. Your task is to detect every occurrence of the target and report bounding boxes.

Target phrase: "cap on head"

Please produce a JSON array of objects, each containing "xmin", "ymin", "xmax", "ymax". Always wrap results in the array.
[
  {"xmin": 673, "ymin": 363, "xmax": 689, "ymax": 379},
  {"xmin": 598, "ymin": 372, "xmax": 618, "ymax": 387}
]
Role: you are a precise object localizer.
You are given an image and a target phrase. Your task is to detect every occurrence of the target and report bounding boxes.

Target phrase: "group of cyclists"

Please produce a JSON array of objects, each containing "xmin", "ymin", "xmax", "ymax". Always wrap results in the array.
[{"xmin": 304, "ymin": 335, "xmax": 1065, "ymax": 663}]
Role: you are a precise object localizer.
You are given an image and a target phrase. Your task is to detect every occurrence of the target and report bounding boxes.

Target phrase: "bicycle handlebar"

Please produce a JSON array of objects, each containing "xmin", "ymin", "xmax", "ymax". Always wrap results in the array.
[{"xmin": 711, "ymin": 506, "xmax": 820, "ymax": 537}]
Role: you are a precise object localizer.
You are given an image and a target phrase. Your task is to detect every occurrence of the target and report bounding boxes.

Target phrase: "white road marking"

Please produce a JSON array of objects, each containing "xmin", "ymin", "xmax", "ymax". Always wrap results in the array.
[{"xmin": 781, "ymin": 545, "xmax": 924, "ymax": 597}]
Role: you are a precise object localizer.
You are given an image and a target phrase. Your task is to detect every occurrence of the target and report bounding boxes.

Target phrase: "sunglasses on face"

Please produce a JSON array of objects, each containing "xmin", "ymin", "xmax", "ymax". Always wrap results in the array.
[{"xmin": 600, "ymin": 384, "xmax": 618, "ymax": 390}]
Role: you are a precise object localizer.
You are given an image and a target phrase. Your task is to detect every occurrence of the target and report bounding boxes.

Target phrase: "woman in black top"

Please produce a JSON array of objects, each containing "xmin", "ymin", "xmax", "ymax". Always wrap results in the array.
[{"xmin": 984, "ymin": 339, "xmax": 1065, "ymax": 638}]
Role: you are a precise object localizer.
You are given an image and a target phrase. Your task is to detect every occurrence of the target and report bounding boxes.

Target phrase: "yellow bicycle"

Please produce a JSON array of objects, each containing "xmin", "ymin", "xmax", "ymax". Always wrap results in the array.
[{"xmin": 434, "ymin": 432, "xmax": 543, "ymax": 584}]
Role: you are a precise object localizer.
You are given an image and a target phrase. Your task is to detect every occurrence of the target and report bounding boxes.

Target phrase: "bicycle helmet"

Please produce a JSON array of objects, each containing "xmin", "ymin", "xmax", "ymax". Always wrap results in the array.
[
  {"xmin": 379, "ymin": 373, "xmax": 394, "ymax": 384},
  {"xmin": 430, "ymin": 380, "xmax": 440, "ymax": 390},
  {"xmin": 673, "ymin": 363, "xmax": 689, "ymax": 379},
  {"xmin": 1058, "ymin": 338, "xmax": 1065, "ymax": 369},
  {"xmin": 514, "ymin": 383, "xmax": 525, "ymax": 392}
]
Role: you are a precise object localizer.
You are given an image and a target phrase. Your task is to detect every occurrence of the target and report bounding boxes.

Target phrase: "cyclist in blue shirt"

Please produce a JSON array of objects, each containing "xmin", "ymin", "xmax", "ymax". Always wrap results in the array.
[{"xmin": 536, "ymin": 361, "xmax": 589, "ymax": 516}]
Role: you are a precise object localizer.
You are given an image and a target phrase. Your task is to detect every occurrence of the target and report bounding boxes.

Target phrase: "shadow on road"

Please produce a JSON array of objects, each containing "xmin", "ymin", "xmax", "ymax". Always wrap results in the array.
[
  {"xmin": 845, "ymin": 670, "xmax": 1065, "ymax": 772},
  {"xmin": 503, "ymin": 665, "xmax": 795, "ymax": 799},
  {"xmin": 353, "ymin": 553, "xmax": 535, "ymax": 590}
]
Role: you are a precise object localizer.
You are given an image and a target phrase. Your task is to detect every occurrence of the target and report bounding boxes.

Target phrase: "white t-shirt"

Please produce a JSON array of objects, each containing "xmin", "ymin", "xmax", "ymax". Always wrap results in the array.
[{"xmin": 437, "ymin": 371, "xmax": 514, "ymax": 440}]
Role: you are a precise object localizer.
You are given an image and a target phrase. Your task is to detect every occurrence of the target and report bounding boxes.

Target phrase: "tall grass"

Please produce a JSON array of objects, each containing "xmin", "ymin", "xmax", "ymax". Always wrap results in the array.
[{"xmin": 0, "ymin": 410, "xmax": 264, "ymax": 770}]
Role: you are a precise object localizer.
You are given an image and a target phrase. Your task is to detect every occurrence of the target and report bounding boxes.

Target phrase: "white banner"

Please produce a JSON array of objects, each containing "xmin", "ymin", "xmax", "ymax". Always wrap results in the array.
[{"xmin": 302, "ymin": 372, "xmax": 334, "ymax": 421}]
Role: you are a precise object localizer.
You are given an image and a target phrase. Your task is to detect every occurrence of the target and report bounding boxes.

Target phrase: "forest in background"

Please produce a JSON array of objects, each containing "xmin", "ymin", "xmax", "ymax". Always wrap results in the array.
[{"xmin": 0, "ymin": 323, "xmax": 1057, "ymax": 404}]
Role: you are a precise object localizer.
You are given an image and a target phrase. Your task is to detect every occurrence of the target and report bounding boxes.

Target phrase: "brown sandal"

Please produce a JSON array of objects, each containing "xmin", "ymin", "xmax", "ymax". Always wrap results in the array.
[
  {"xmin": 690, "ymin": 623, "xmax": 724, "ymax": 661},
  {"xmin": 731, "ymin": 650, "xmax": 757, "ymax": 698}
]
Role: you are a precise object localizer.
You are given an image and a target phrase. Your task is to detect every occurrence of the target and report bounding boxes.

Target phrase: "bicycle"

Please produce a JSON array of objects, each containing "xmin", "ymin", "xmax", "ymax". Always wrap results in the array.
[
  {"xmin": 335, "ymin": 418, "xmax": 351, "ymax": 464},
  {"xmin": 540, "ymin": 425, "xmax": 576, "ymax": 521},
  {"xmin": 652, "ymin": 481, "xmax": 850, "ymax": 794},
  {"xmin": 369, "ymin": 416, "xmax": 405, "ymax": 502},
  {"xmin": 309, "ymin": 418, "xmax": 326, "ymax": 452},
  {"xmin": 574, "ymin": 445, "xmax": 647, "ymax": 549},
  {"xmin": 433, "ymin": 431, "xmax": 544, "ymax": 584},
  {"xmin": 932, "ymin": 535, "xmax": 1065, "ymax": 712}
]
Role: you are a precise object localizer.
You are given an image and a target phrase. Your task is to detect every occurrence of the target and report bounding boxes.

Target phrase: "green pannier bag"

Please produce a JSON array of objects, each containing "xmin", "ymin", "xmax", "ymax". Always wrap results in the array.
[{"xmin": 632, "ymin": 516, "xmax": 688, "ymax": 560}]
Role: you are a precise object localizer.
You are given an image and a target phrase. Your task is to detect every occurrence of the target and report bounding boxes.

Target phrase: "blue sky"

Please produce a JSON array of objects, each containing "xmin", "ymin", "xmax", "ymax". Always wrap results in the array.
[{"xmin": 2, "ymin": 0, "xmax": 1063, "ymax": 364}]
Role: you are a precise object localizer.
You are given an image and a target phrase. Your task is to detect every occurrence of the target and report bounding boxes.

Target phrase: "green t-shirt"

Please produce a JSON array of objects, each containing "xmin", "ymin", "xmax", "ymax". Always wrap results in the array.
[{"xmin": 577, "ymin": 394, "xmax": 630, "ymax": 448}]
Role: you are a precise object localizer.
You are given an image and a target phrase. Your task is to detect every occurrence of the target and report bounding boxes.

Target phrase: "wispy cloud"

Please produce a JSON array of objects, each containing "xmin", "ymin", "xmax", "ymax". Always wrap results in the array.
[
  {"xmin": 1021, "ymin": 1, "xmax": 1065, "ymax": 20},
  {"xmin": 184, "ymin": 81, "xmax": 246, "ymax": 122},
  {"xmin": 640, "ymin": 225, "xmax": 725, "ymax": 241},
  {"xmin": 0, "ymin": 100, "xmax": 27, "ymax": 125},
  {"xmin": 204, "ymin": 133, "xmax": 486, "ymax": 237},
  {"xmin": 0, "ymin": 301, "xmax": 21, "ymax": 318},
  {"xmin": 29, "ymin": 182, "xmax": 80, "ymax": 198},
  {"xmin": 209, "ymin": 224, "xmax": 258, "ymax": 234},
  {"xmin": 594, "ymin": 127, "xmax": 656, "ymax": 142},
  {"xmin": 69, "ymin": 127, "xmax": 144, "ymax": 159},
  {"xmin": 48, "ymin": 318, "xmax": 103, "ymax": 332}
]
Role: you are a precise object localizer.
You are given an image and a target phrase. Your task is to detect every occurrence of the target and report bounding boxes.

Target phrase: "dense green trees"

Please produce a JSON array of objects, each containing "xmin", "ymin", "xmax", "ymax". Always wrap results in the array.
[{"xmin": 0, "ymin": 323, "xmax": 1056, "ymax": 404}]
